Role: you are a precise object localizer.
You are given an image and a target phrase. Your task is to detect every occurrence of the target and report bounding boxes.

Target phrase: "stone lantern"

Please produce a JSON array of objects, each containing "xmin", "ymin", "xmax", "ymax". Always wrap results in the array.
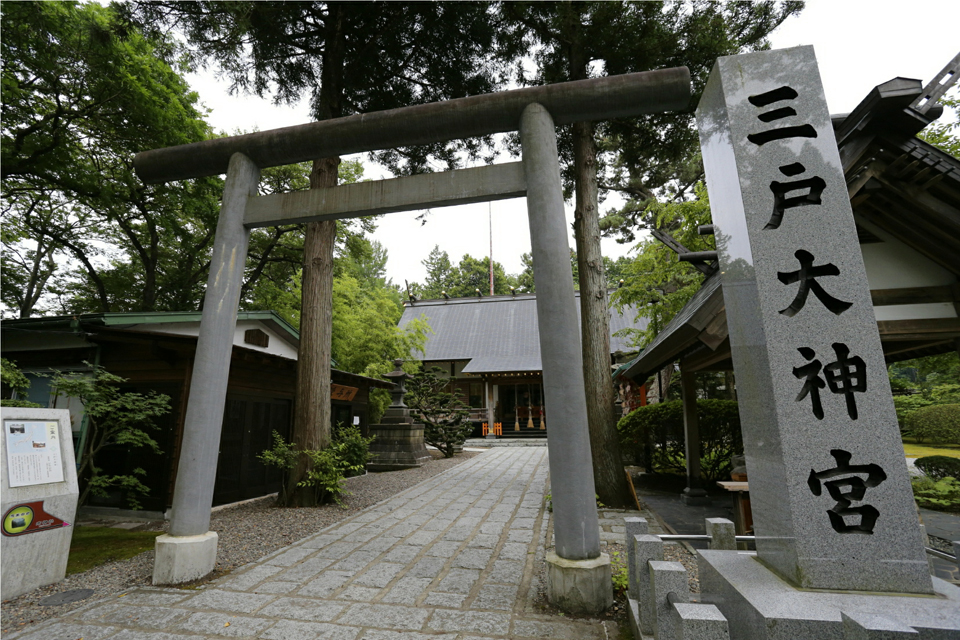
[{"xmin": 366, "ymin": 360, "xmax": 430, "ymax": 472}]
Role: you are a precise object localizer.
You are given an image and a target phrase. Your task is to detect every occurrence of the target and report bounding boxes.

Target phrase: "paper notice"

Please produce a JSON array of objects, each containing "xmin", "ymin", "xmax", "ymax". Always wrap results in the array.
[{"xmin": 4, "ymin": 420, "xmax": 65, "ymax": 487}]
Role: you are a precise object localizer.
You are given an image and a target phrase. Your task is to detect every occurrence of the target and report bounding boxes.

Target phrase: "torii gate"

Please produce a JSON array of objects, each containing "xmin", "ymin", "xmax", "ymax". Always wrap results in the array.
[{"xmin": 135, "ymin": 68, "xmax": 690, "ymax": 613}]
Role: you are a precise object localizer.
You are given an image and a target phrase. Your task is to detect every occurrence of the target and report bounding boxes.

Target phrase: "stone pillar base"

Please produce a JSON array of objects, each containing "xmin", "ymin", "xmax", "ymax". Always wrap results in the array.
[
  {"xmin": 680, "ymin": 487, "xmax": 711, "ymax": 506},
  {"xmin": 366, "ymin": 423, "xmax": 431, "ymax": 472},
  {"xmin": 699, "ymin": 550, "xmax": 960, "ymax": 639},
  {"xmin": 546, "ymin": 550, "xmax": 614, "ymax": 615},
  {"xmin": 152, "ymin": 531, "xmax": 218, "ymax": 585}
]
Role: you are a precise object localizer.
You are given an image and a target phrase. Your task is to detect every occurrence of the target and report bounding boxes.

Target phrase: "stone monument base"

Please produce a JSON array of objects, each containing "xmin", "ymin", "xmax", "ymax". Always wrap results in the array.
[
  {"xmin": 546, "ymin": 550, "xmax": 614, "ymax": 615},
  {"xmin": 152, "ymin": 531, "xmax": 218, "ymax": 585},
  {"xmin": 366, "ymin": 423, "xmax": 431, "ymax": 472},
  {"xmin": 699, "ymin": 549, "xmax": 960, "ymax": 639}
]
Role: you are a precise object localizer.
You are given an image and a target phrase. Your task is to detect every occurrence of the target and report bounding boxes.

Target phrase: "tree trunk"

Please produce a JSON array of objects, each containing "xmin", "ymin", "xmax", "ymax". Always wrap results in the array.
[
  {"xmin": 284, "ymin": 4, "xmax": 346, "ymax": 507},
  {"xmin": 286, "ymin": 161, "xmax": 339, "ymax": 507},
  {"xmin": 572, "ymin": 119, "xmax": 631, "ymax": 508},
  {"xmin": 563, "ymin": 4, "xmax": 631, "ymax": 507}
]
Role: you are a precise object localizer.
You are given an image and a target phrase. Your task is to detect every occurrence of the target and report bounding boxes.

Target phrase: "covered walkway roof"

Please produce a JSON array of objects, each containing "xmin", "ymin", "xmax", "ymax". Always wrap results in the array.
[{"xmin": 617, "ymin": 75, "xmax": 960, "ymax": 383}]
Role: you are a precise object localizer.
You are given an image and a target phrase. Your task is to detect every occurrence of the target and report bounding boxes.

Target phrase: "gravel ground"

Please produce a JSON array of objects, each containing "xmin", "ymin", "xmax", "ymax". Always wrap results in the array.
[{"xmin": 0, "ymin": 450, "xmax": 478, "ymax": 635}]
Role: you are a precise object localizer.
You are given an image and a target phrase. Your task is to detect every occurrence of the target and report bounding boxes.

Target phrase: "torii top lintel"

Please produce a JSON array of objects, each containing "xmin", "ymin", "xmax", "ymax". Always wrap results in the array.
[{"xmin": 134, "ymin": 67, "xmax": 690, "ymax": 185}]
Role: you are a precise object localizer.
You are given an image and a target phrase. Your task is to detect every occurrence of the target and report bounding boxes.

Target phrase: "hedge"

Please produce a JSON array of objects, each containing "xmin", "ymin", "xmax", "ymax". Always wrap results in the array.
[
  {"xmin": 915, "ymin": 455, "xmax": 960, "ymax": 481},
  {"xmin": 617, "ymin": 399, "xmax": 742, "ymax": 481},
  {"xmin": 906, "ymin": 404, "xmax": 960, "ymax": 445}
]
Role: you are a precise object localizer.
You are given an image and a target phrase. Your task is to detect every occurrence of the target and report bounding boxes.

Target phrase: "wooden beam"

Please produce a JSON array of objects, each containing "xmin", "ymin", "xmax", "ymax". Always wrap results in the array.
[
  {"xmin": 244, "ymin": 162, "xmax": 526, "ymax": 228},
  {"xmin": 870, "ymin": 284, "xmax": 958, "ymax": 306},
  {"xmin": 681, "ymin": 337, "xmax": 732, "ymax": 372},
  {"xmin": 881, "ymin": 339, "xmax": 954, "ymax": 358},
  {"xmin": 877, "ymin": 317, "xmax": 960, "ymax": 340}
]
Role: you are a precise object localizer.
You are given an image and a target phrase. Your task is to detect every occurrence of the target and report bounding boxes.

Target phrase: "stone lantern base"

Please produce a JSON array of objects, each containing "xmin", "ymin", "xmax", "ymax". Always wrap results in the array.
[{"xmin": 366, "ymin": 422, "xmax": 431, "ymax": 472}]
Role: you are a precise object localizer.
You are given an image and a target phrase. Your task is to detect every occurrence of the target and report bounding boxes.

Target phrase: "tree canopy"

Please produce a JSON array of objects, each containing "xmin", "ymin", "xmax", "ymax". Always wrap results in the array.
[
  {"xmin": 411, "ymin": 246, "xmax": 519, "ymax": 299},
  {"xmin": 1, "ymin": 1, "xmax": 221, "ymax": 317},
  {"xmin": 611, "ymin": 183, "xmax": 715, "ymax": 347}
]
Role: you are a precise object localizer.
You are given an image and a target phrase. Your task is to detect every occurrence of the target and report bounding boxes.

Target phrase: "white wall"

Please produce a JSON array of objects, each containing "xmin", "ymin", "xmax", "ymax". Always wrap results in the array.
[
  {"xmin": 132, "ymin": 320, "xmax": 299, "ymax": 360},
  {"xmin": 861, "ymin": 232, "xmax": 958, "ymax": 322}
]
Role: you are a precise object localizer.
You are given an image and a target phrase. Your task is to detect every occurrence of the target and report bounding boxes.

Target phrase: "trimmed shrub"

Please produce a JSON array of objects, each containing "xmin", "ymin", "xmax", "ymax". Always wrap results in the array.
[
  {"xmin": 911, "ymin": 476, "xmax": 960, "ymax": 512},
  {"xmin": 617, "ymin": 399, "xmax": 742, "ymax": 481},
  {"xmin": 915, "ymin": 456, "xmax": 960, "ymax": 481},
  {"xmin": 906, "ymin": 404, "xmax": 960, "ymax": 445}
]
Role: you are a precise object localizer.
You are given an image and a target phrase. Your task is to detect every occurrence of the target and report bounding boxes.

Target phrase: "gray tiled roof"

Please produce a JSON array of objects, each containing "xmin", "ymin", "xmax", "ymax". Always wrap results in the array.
[{"xmin": 399, "ymin": 293, "xmax": 647, "ymax": 373}]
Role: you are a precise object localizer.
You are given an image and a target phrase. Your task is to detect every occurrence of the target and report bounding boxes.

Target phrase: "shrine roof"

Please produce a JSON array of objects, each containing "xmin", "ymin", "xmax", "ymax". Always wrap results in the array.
[
  {"xmin": 615, "ymin": 75, "xmax": 960, "ymax": 383},
  {"xmin": 398, "ymin": 292, "xmax": 647, "ymax": 374},
  {"xmin": 614, "ymin": 273, "xmax": 724, "ymax": 382}
]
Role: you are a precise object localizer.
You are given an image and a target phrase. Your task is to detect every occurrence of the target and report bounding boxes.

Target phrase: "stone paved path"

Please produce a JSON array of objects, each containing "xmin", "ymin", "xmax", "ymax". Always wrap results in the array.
[{"xmin": 8, "ymin": 447, "xmax": 619, "ymax": 640}]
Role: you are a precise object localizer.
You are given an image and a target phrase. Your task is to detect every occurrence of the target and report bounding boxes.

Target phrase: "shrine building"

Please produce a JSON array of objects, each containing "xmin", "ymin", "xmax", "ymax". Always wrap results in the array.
[
  {"xmin": 399, "ymin": 292, "xmax": 647, "ymax": 437},
  {"xmin": 0, "ymin": 311, "xmax": 392, "ymax": 515}
]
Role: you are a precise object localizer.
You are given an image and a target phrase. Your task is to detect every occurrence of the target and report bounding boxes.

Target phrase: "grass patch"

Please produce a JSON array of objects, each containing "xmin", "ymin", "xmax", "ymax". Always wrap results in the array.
[
  {"xmin": 67, "ymin": 526, "xmax": 163, "ymax": 575},
  {"xmin": 902, "ymin": 440, "xmax": 960, "ymax": 460}
]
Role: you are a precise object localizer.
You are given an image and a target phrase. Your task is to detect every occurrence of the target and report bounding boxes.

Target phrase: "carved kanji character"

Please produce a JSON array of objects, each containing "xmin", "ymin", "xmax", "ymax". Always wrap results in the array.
[
  {"xmin": 808, "ymin": 449, "xmax": 886, "ymax": 534},
  {"xmin": 778, "ymin": 249, "xmax": 853, "ymax": 317},
  {"xmin": 766, "ymin": 163, "xmax": 826, "ymax": 230},
  {"xmin": 824, "ymin": 343, "xmax": 867, "ymax": 420},
  {"xmin": 747, "ymin": 86, "xmax": 818, "ymax": 146}
]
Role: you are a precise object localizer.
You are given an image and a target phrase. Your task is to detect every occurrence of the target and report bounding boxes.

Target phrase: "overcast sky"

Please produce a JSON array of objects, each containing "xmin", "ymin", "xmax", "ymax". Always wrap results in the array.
[{"xmin": 184, "ymin": 0, "xmax": 957, "ymax": 287}]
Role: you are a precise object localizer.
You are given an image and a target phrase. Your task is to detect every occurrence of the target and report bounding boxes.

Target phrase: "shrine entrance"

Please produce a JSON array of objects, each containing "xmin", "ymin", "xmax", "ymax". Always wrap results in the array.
[
  {"xmin": 495, "ymin": 378, "xmax": 545, "ymax": 434},
  {"xmin": 134, "ymin": 67, "xmax": 691, "ymax": 613}
]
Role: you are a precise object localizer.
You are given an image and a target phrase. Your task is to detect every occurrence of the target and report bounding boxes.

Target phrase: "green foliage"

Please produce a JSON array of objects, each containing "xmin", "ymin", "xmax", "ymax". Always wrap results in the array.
[
  {"xmin": 890, "ymin": 354, "xmax": 960, "ymax": 438},
  {"xmin": 331, "ymin": 424, "xmax": 376, "ymax": 477},
  {"xmin": 569, "ymin": 251, "xmax": 633, "ymax": 291},
  {"xmin": 906, "ymin": 405, "xmax": 960, "ymax": 445},
  {"xmin": 411, "ymin": 248, "xmax": 520, "ymax": 299},
  {"xmin": 0, "ymin": 357, "xmax": 41, "ymax": 407},
  {"xmin": 611, "ymin": 185, "xmax": 714, "ymax": 349},
  {"xmin": 499, "ymin": 1, "xmax": 802, "ymax": 237},
  {"xmin": 617, "ymin": 399, "xmax": 743, "ymax": 481},
  {"xmin": 610, "ymin": 550, "xmax": 629, "ymax": 595},
  {"xmin": 416, "ymin": 246, "xmax": 459, "ymax": 299},
  {"xmin": 918, "ymin": 88, "xmax": 959, "ymax": 157},
  {"xmin": 50, "ymin": 365, "xmax": 170, "ymax": 509},
  {"xmin": 258, "ymin": 430, "xmax": 363, "ymax": 507},
  {"xmin": 911, "ymin": 476, "xmax": 960, "ymax": 512},
  {"xmin": 406, "ymin": 367, "xmax": 473, "ymax": 458},
  {"xmin": 915, "ymin": 456, "xmax": 960, "ymax": 481},
  {"xmin": 128, "ymin": 2, "xmax": 508, "ymax": 173},
  {"xmin": 299, "ymin": 449, "xmax": 351, "ymax": 506},
  {"xmin": 2, "ymin": 1, "xmax": 223, "ymax": 316},
  {"xmin": 516, "ymin": 253, "xmax": 536, "ymax": 294}
]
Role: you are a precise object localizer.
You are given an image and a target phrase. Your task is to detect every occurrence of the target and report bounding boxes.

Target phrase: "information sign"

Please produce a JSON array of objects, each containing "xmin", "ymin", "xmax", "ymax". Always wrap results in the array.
[
  {"xmin": 4, "ymin": 420, "xmax": 65, "ymax": 487},
  {"xmin": 2, "ymin": 501, "xmax": 70, "ymax": 537}
]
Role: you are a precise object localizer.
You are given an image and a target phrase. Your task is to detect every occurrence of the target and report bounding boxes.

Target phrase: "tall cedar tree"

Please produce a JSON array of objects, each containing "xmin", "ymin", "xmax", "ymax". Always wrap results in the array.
[
  {"xmin": 501, "ymin": 1, "xmax": 802, "ymax": 506},
  {"xmin": 129, "ymin": 2, "xmax": 505, "ymax": 506}
]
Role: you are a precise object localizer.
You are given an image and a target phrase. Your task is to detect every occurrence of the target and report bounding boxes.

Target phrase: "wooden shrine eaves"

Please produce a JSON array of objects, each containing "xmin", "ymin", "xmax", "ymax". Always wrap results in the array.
[{"xmin": 244, "ymin": 162, "xmax": 526, "ymax": 227}]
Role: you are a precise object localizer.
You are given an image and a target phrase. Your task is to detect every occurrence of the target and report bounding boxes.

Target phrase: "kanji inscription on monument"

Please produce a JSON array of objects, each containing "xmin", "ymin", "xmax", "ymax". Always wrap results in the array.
[{"xmin": 697, "ymin": 46, "xmax": 932, "ymax": 593}]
